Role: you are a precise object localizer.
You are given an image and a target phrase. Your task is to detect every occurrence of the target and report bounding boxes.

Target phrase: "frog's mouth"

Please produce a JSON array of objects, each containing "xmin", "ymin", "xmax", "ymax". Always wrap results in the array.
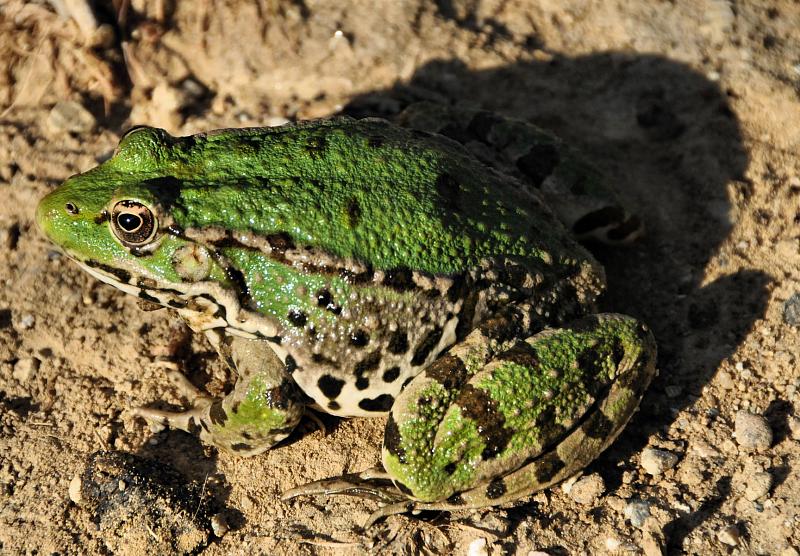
[
  {"xmin": 73, "ymin": 257, "xmax": 190, "ymax": 309},
  {"xmin": 71, "ymin": 256, "xmax": 282, "ymax": 342}
]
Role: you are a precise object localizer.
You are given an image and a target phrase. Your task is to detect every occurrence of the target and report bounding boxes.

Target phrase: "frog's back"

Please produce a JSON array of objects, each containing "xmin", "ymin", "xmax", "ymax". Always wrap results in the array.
[{"xmin": 127, "ymin": 118, "xmax": 595, "ymax": 278}]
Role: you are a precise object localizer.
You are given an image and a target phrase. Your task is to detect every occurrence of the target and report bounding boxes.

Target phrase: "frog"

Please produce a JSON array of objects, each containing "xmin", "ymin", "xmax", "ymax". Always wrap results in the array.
[{"xmin": 36, "ymin": 102, "xmax": 657, "ymax": 526}]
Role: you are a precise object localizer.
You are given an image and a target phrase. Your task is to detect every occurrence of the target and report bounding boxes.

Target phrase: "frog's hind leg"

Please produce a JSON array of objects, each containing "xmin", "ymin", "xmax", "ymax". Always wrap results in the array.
[
  {"xmin": 397, "ymin": 102, "xmax": 644, "ymax": 245},
  {"xmin": 133, "ymin": 331, "xmax": 305, "ymax": 456},
  {"xmin": 284, "ymin": 313, "xmax": 656, "ymax": 526}
]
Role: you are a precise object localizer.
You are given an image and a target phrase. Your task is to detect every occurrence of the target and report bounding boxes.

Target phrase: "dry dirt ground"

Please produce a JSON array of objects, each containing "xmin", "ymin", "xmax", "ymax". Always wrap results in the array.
[{"xmin": 1, "ymin": 1, "xmax": 799, "ymax": 554}]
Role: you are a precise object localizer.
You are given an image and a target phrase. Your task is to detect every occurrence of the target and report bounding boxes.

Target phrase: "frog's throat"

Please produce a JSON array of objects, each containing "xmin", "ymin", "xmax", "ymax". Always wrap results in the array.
[{"xmin": 73, "ymin": 258, "xmax": 280, "ymax": 341}]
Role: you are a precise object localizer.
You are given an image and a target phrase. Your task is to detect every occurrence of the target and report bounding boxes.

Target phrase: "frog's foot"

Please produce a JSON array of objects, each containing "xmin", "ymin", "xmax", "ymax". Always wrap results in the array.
[
  {"xmin": 134, "ymin": 335, "xmax": 306, "ymax": 456},
  {"xmin": 291, "ymin": 314, "xmax": 656, "ymax": 526},
  {"xmin": 282, "ymin": 466, "xmax": 403, "ymax": 504}
]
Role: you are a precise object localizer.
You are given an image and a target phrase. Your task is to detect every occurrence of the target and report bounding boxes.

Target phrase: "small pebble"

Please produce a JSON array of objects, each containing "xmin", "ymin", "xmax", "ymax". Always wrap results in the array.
[
  {"xmin": 624, "ymin": 499, "xmax": 651, "ymax": 529},
  {"xmin": 47, "ymin": 101, "xmax": 96, "ymax": 134},
  {"xmin": 640, "ymin": 447, "xmax": 679, "ymax": 475},
  {"xmin": 210, "ymin": 513, "xmax": 229, "ymax": 537},
  {"xmin": 641, "ymin": 530, "xmax": 666, "ymax": 556},
  {"xmin": 13, "ymin": 357, "xmax": 40, "ymax": 382},
  {"xmin": 744, "ymin": 471, "xmax": 772, "ymax": 501},
  {"xmin": 691, "ymin": 440, "xmax": 722, "ymax": 459},
  {"xmin": 664, "ymin": 385, "xmax": 682, "ymax": 398},
  {"xmin": 716, "ymin": 370, "xmax": 735, "ymax": 389},
  {"xmin": 604, "ymin": 537, "xmax": 637, "ymax": 552},
  {"xmin": 788, "ymin": 416, "xmax": 800, "ymax": 440},
  {"xmin": 470, "ymin": 512, "xmax": 511, "ymax": 537},
  {"xmin": 467, "ymin": 538, "xmax": 488, "ymax": 556},
  {"xmin": 734, "ymin": 410, "xmax": 773, "ymax": 451},
  {"xmin": 16, "ymin": 313, "xmax": 35, "ymax": 330},
  {"xmin": 717, "ymin": 524, "xmax": 741, "ymax": 546},
  {"xmin": 784, "ymin": 293, "xmax": 800, "ymax": 326},
  {"xmin": 567, "ymin": 473, "xmax": 605, "ymax": 505}
]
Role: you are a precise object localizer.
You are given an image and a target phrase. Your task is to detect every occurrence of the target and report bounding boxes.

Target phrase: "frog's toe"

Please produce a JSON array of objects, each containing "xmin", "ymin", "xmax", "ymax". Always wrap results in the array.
[
  {"xmin": 281, "ymin": 466, "xmax": 403, "ymax": 504},
  {"xmin": 131, "ymin": 403, "xmax": 211, "ymax": 435},
  {"xmin": 149, "ymin": 361, "xmax": 211, "ymax": 404}
]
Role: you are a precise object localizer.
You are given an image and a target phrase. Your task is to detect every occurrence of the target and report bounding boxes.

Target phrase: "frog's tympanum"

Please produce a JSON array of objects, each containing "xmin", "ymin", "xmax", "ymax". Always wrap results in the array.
[{"xmin": 37, "ymin": 104, "xmax": 656, "ymax": 525}]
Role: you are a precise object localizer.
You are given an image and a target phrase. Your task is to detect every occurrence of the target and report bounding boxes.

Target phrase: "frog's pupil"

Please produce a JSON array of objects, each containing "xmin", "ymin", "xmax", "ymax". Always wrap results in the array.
[
  {"xmin": 119, "ymin": 213, "xmax": 142, "ymax": 232},
  {"xmin": 65, "ymin": 202, "xmax": 79, "ymax": 215}
]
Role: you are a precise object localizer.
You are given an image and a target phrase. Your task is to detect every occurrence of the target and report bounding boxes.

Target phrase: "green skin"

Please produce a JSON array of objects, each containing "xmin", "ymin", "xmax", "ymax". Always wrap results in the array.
[{"xmin": 37, "ymin": 112, "xmax": 656, "ymax": 524}]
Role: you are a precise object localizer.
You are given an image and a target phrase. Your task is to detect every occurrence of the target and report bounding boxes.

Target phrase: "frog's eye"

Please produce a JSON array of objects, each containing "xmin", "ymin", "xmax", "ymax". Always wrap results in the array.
[{"xmin": 111, "ymin": 200, "xmax": 157, "ymax": 245}]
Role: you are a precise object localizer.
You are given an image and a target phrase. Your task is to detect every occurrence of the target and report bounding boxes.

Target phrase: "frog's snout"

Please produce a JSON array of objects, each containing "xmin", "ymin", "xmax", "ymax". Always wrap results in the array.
[{"xmin": 36, "ymin": 189, "xmax": 81, "ymax": 241}]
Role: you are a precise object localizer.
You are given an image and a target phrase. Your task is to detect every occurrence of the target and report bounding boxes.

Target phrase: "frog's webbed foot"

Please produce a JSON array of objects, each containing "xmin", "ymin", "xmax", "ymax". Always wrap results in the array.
[
  {"xmin": 132, "ymin": 360, "xmax": 214, "ymax": 432},
  {"xmin": 282, "ymin": 467, "xmax": 424, "ymax": 528},
  {"xmin": 282, "ymin": 468, "xmax": 483, "ymax": 527},
  {"xmin": 133, "ymin": 334, "xmax": 305, "ymax": 456},
  {"xmin": 282, "ymin": 466, "xmax": 401, "ymax": 504}
]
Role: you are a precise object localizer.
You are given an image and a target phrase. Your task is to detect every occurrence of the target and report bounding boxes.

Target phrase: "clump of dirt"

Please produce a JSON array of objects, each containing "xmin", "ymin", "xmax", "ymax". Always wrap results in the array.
[{"xmin": 1, "ymin": 1, "xmax": 799, "ymax": 554}]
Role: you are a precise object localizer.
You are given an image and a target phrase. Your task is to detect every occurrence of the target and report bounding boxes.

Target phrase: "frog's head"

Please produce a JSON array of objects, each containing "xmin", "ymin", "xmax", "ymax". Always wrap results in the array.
[{"xmin": 36, "ymin": 128, "xmax": 231, "ymax": 314}]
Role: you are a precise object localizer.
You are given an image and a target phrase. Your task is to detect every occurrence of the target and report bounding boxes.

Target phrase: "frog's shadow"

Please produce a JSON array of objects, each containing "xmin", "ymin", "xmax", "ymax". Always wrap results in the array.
[{"xmin": 344, "ymin": 54, "xmax": 768, "ymax": 544}]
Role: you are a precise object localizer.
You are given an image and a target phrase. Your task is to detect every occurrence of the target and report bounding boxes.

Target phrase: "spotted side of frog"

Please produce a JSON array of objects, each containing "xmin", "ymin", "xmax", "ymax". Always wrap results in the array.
[{"xmin": 37, "ymin": 103, "xmax": 656, "ymax": 526}]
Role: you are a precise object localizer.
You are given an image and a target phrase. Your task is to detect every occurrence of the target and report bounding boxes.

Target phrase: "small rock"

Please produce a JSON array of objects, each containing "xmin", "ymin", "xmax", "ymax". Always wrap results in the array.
[
  {"xmin": 744, "ymin": 471, "xmax": 772, "ymax": 501},
  {"xmin": 467, "ymin": 538, "xmax": 488, "ymax": 556},
  {"xmin": 734, "ymin": 410, "xmax": 773, "ymax": 451},
  {"xmin": 717, "ymin": 524, "xmax": 740, "ymax": 546},
  {"xmin": 691, "ymin": 440, "xmax": 722, "ymax": 459},
  {"xmin": 664, "ymin": 385, "xmax": 682, "ymax": 398},
  {"xmin": 640, "ymin": 448, "xmax": 679, "ymax": 475},
  {"xmin": 470, "ymin": 512, "xmax": 511, "ymax": 537},
  {"xmin": 47, "ymin": 101, "xmax": 96, "ymax": 134},
  {"xmin": 604, "ymin": 536, "xmax": 637, "ymax": 552},
  {"xmin": 210, "ymin": 513, "xmax": 229, "ymax": 537},
  {"xmin": 784, "ymin": 293, "xmax": 800, "ymax": 326},
  {"xmin": 17, "ymin": 313, "xmax": 35, "ymax": 330},
  {"xmin": 641, "ymin": 530, "xmax": 666, "ymax": 556},
  {"xmin": 624, "ymin": 499, "xmax": 652, "ymax": 529},
  {"xmin": 568, "ymin": 473, "xmax": 605, "ymax": 505},
  {"xmin": 716, "ymin": 370, "xmax": 735, "ymax": 389},
  {"xmin": 788, "ymin": 416, "xmax": 800, "ymax": 440},
  {"xmin": 12, "ymin": 357, "xmax": 40, "ymax": 382}
]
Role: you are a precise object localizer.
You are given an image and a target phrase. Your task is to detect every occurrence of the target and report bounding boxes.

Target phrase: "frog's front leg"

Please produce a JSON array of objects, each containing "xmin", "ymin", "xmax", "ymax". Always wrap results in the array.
[
  {"xmin": 284, "ymin": 313, "xmax": 656, "ymax": 525},
  {"xmin": 134, "ymin": 331, "xmax": 305, "ymax": 456}
]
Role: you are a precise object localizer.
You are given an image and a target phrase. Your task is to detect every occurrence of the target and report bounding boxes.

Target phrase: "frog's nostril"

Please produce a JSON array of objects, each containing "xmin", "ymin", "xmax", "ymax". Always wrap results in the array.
[{"xmin": 65, "ymin": 202, "xmax": 80, "ymax": 215}]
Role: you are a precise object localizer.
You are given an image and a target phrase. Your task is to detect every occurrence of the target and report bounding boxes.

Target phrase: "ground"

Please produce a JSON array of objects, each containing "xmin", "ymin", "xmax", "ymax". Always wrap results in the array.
[{"xmin": 0, "ymin": 1, "xmax": 799, "ymax": 554}]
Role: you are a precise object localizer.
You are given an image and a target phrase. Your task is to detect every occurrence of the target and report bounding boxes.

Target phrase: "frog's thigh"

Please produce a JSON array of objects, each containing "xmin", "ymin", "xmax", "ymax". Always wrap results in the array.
[
  {"xmin": 138, "ymin": 333, "xmax": 305, "ymax": 456},
  {"xmin": 382, "ymin": 313, "xmax": 657, "ymax": 507}
]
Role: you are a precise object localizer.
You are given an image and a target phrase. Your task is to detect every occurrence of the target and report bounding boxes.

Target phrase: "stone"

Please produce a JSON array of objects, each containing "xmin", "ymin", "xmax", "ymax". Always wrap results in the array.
[
  {"xmin": 744, "ymin": 471, "xmax": 772, "ymax": 501},
  {"xmin": 624, "ymin": 499, "xmax": 651, "ymax": 529},
  {"xmin": 12, "ymin": 357, "xmax": 39, "ymax": 382},
  {"xmin": 47, "ymin": 101, "xmax": 96, "ymax": 134},
  {"xmin": 568, "ymin": 473, "xmax": 605, "ymax": 505},
  {"xmin": 640, "ymin": 447, "xmax": 679, "ymax": 475},
  {"xmin": 784, "ymin": 293, "xmax": 800, "ymax": 326},
  {"xmin": 734, "ymin": 410, "xmax": 773, "ymax": 451}
]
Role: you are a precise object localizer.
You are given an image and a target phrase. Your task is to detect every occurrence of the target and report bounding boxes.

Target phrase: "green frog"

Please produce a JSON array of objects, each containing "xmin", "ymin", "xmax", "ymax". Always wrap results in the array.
[{"xmin": 36, "ymin": 103, "xmax": 656, "ymax": 525}]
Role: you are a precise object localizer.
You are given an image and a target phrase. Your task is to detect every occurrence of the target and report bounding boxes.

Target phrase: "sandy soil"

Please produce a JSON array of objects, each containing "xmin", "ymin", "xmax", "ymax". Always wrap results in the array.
[{"xmin": 1, "ymin": 1, "xmax": 799, "ymax": 554}]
